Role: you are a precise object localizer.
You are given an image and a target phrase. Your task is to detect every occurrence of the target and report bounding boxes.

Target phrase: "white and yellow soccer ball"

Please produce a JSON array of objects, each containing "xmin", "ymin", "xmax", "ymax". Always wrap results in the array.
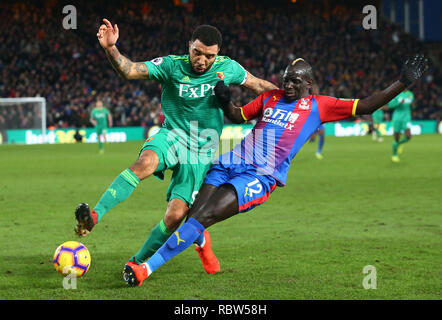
[{"xmin": 53, "ymin": 241, "xmax": 91, "ymax": 277}]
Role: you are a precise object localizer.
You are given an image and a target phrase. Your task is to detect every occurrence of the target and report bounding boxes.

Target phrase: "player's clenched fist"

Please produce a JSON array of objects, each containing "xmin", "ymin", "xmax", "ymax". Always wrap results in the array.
[{"xmin": 96, "ymin": 18, "xmax": 119, "ymax": 49}]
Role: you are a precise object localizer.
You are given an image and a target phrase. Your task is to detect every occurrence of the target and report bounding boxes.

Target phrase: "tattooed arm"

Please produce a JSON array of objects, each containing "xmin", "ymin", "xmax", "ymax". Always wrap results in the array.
[
  {"xmin": 97, "ymin": 18, "xmax": 149, "ymax": 80},
  {"xmin": 104, "ymin": 45, "xmax": 149, "ymax": 80}
]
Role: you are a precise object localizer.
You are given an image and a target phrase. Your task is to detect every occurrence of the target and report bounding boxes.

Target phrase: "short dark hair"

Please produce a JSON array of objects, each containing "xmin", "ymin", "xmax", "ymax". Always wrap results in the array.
[
  {"xmin": 289, "ymin": 58, "xmax": 313, "ymax": 81},
  {"xmin": 191, "ymin": 25, "xmax": 222, "ymax": 48}
]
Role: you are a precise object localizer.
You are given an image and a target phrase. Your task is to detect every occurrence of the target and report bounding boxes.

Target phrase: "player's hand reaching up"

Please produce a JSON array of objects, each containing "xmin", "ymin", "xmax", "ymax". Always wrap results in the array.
[
  {"xmin": 400, "ymin": 54, "xmax": 429, "ymax": 86},
  {"xmin": 97, "ymin": 18, "xmax": 119, "ymax": 49}
]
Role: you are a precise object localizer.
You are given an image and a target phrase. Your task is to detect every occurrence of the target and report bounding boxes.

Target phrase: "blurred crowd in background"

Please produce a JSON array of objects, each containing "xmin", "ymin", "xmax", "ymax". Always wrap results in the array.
[{"xmin": 0, "ymin": 0, "xmax": 441, "ymax": 130}]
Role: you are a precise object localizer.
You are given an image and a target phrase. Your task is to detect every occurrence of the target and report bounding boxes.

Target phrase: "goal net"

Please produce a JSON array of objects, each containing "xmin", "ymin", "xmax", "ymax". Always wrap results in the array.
[{"xmin": 0, "ymin": 97, "xmax": 47, "ymax": 144}]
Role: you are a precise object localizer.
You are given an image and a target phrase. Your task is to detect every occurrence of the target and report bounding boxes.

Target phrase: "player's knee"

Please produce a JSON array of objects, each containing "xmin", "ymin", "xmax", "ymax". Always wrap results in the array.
[
  {"xmin": 164, "ymin": 214, "xmax": 185, "ymax": 231},
  {"xmin": 164, "ymin": 210, "xmax": 187, "ymax": 230},
  {"xmin": 130, "ymin": 151, "xmax": 159, "ymax": 180},
  {"xmin": 163, "ymin": 199, "xmax": 189, "ymax": 230}
]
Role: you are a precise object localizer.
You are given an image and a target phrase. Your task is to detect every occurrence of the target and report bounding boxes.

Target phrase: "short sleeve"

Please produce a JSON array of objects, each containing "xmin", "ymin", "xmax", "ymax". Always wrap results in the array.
[
  {"xmin": 241, "ymin": 90, "xmax": 276, "ymax": 121},
  {"xmin": 315, "ymin": 95, "xmax": 359, "ymax": 123},
  {"xmin": 144, "ymin": 56, "xmax": 174, "ymax": 83},
  {"xmin": 227, "ymin": 60, "xmax": 247, "ymax": 85}
]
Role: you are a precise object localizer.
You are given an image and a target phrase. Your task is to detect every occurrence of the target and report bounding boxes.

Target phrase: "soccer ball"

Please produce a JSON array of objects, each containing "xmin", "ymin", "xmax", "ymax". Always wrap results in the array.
[{"xmin": 53, "ymin": 241, "xmax": 91, "ymax": 277}]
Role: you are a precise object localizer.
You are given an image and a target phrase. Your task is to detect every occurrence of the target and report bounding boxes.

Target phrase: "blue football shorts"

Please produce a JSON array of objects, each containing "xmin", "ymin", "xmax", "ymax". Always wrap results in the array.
[{"xmin": 203, "ymin": 152, "xmax": 277, "ymax": 213}]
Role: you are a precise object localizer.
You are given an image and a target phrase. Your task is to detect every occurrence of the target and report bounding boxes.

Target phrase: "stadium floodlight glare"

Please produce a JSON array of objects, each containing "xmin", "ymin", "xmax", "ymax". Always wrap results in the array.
[{"xmin": 0, "ymin": 97, "xmax": 47, "ymax": 143}]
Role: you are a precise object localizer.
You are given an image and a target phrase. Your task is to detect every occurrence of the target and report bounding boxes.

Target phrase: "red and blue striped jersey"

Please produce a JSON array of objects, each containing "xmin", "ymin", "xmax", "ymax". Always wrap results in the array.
[{"xmin": 232, "ymin": 89, "xmax": 359, "ymax": 186}]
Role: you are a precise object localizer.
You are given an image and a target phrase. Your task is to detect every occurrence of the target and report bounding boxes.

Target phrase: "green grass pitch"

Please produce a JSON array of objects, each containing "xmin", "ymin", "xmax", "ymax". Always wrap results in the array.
[{"xmin": 0, "ymin": 134, "xmax": 440, "ymax": 300}]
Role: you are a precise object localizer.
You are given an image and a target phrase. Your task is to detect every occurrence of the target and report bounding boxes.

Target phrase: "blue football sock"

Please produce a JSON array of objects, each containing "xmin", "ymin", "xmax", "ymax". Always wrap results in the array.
[
  {"xmin": 317, "ymin": 135, "xmax": 324, "ymax": 154},
  {"xmin": 194, "ymin": 230, "xmax": 206, "ymax": 247},
  {"xmin": 146, "ymin": 218, "xmax": 205, "ymax": 274}
]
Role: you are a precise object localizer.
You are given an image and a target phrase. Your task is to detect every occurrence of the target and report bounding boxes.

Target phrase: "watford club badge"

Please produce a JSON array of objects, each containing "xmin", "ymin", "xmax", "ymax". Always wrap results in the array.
[{"xmin": 216, "ymin": 71, "xmax": 225, "ymax": 80}]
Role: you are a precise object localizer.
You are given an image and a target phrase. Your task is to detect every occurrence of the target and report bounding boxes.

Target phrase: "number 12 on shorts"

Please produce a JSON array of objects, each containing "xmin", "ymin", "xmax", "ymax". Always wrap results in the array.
[{"xmin": 245, "ymin": 179, "xmax": 262, "ymax": 197}]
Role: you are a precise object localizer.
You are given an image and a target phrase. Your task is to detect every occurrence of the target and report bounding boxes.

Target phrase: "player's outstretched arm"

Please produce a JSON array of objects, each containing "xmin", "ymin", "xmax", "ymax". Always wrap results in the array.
[
  {"xmin": 97, "ymin": 19, "xmax": 149, "ymax": 80},
  {"xmin": 242, "ymin": 71, "xmax": 278, "ymax": 95},
  {"xmin": 214, "ymin": 81, "xmax": 244, "ymax": 124},
  {"xmin": 356, "ymin": 54, "xmax": 428, "ymax": 115}
]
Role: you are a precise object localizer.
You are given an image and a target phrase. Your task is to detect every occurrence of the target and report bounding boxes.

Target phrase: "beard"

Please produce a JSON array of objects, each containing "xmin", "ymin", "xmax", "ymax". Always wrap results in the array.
[{"xmin": 190, "ymin": 60, "xmax": 215, "ymax": 75}]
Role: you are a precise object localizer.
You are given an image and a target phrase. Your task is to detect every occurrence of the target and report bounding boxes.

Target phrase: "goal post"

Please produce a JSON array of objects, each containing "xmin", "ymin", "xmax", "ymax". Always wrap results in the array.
[{"xmin": 0, "ymin": 97, "xmax": 47, "ymax": 144}]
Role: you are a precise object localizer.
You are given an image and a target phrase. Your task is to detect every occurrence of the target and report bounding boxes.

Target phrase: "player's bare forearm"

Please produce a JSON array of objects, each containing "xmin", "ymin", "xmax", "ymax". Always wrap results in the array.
[
  {"xmin": 254, "ymin": 78, "xmax": 278, "ymax": 95},
  {"xmin": 356, "ymin": 81, "xmax": 406, "ymax": 115},
  {"xmin": 357, "ymin": 54, "xmax": 428, "ymax": 115},
  {"xmin": 243, "ymin": 72, "xmax": 278, "ymax": 95},
  {"xmin": 104, "ymin": 45, "xmax": 129, "ymax": 78},
  {"xmin": 104, "ymin": 45, "xmax": 148, "ymax": 80},
  {"xmin": 223, "ymin": 102, "xmax": 245, "ymax": 124}
]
